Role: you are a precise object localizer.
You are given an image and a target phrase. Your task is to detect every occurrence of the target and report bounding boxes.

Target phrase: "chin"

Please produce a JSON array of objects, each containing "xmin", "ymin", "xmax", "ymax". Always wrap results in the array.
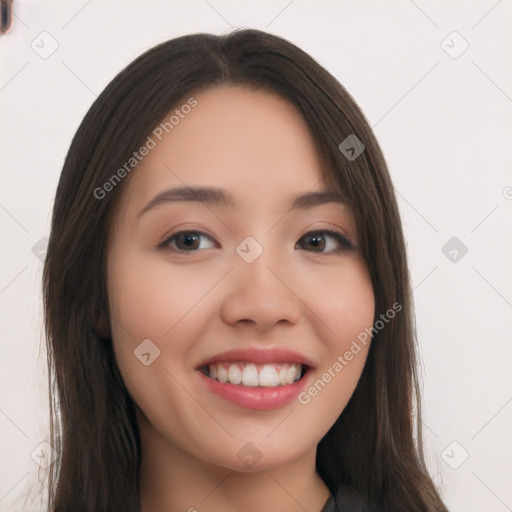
[{"xmin": 205, "ymin": 440, "xmax": 311, "ymax": 473}]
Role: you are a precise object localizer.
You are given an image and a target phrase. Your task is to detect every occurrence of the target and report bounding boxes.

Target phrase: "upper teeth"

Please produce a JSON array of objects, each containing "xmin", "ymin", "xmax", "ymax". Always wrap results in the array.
[{"xmin": 204, "ymin": 362, "xmax": 303, "ymax": 387}]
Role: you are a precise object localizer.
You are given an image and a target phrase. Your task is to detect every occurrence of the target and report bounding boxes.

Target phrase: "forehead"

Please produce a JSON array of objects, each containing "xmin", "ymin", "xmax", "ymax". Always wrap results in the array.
[{"xmin": 117, "ymin": 85, "xmax": 327, "ymax": 215}]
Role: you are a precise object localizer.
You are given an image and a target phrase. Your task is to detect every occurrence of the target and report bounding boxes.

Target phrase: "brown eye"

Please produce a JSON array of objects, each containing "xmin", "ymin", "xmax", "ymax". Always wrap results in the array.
[
  {"xmin": 159, "ymin": 231, "xmax": 216, "ymax": 251},
  {"xmin": 296, "ymin": 229, "xmax": 354, "ymax": 253}
]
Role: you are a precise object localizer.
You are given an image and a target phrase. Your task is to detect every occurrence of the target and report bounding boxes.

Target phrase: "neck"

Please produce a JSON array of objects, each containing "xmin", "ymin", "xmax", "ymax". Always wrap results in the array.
[{"xmin": 138, "ymin": 413, "xmax": 331, "ymax": 512}]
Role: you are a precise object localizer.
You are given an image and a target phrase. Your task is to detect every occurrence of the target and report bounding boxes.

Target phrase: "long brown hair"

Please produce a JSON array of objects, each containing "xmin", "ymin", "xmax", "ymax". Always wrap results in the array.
[{"xmin": 43, "ymin": 28, "xmax": 447, "ymax": 512}]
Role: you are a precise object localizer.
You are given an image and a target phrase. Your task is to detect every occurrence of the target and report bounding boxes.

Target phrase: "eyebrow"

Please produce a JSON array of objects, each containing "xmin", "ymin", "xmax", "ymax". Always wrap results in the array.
[{"xmin": 137, "ymin": 186, "xmax": 346, "ymax": 219}]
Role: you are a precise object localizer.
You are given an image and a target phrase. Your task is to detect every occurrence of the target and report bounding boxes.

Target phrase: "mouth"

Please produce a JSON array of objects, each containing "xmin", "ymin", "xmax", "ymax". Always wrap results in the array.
[
  {"xmin": 198, "ymin": 361, "xmax": 310, "ymax": 387},
  {"xmin": 195, "ymin": 347, "xmax": 314, "ymax": 410}
]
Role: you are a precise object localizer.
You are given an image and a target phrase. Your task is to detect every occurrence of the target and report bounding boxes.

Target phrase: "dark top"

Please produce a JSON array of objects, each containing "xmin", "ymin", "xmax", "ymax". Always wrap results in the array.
[{"xmin": 320, "ymin": 483, "xmax": 382, "ymax": 512}]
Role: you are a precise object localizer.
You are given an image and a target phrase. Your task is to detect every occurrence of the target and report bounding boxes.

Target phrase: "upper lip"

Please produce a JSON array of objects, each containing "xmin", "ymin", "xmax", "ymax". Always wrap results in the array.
[{"xmin": 196, "ymin": 347, "xmax": 315, "ymax": 369}]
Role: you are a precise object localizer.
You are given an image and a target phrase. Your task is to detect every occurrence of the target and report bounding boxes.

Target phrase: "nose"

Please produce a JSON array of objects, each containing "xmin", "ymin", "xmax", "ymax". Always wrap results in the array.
[{"xmin": 220, "ymin": 248, "xmax": 302, "ymax": 331}]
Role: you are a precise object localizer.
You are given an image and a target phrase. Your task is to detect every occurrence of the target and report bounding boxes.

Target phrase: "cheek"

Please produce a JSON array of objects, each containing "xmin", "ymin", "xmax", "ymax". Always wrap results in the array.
[
  {"xmin": 303, "ymin": 256, "xmax": 375, "ymax": 344},
  {"xmin": 106, "ymin": 248, "xmax": 231, "ymax": 403},
  {"xmin": 108, "ymin": 248, "xmax": 225, "ymax": 344},
  {"xmin": 107, "ymin": 251, "xmax": 191, "ymax": 394},
  {"xmin": 293, "ymin": 257, "xmax": 374, "ymax": 425},
  {"xmin": 106, "ymin": 249, "xmax": 219, "ymax": 428}
]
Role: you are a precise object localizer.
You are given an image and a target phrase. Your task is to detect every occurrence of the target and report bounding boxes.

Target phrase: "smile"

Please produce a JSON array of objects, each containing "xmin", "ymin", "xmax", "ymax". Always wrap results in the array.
[
  {"xmin": 195, "ymin": 347, "xmax": 314, "ymax": 410},
  {"xmin": 199, "ymin": 362, "xmax": 305, "ymax": 387}
]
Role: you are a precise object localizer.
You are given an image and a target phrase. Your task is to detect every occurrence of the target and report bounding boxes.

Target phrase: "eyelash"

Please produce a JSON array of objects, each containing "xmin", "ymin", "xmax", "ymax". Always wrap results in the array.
[{"xmin": 157, "ymin": 228, "xmax": 355, "ymax": 253}]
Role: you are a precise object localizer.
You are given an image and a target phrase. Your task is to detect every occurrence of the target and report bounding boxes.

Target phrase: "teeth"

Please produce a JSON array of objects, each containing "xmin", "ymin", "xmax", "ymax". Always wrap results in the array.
[
  {"xmin": 217, "ymin": 365, "xmax": 228, "ymax": 383},
  {"xmin": 258, "ymin": 365, "xmax": 279, "ymax": 387},
  {"xmin": 241, "ymin": 364, "xmax": 259, "ymax": 386},
  {"xmin": 228, "ymin": 364, "xmax": 242, "ymax": 384},
  {"xmin": 205, "ymin": 362, "xmax": 303, "ymax": 387},
  {"xmin": 285, "ymin": 365, "xmax": 297, "ymax": 384}
]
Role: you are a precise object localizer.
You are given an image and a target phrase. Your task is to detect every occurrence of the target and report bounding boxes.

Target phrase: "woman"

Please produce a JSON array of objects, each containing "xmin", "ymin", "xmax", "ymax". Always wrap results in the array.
[{"xmin": 43, "ymin": 28, "xmax": 448, "ymax": 512}]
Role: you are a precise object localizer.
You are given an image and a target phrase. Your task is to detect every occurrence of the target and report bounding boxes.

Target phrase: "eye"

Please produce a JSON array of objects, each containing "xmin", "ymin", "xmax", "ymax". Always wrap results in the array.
[
  {"xmin": 295, "ymin": 229, "xmax": 354, "ymax": 253},
  {"xmin": 158, "ymin": 230, "xmax": 217, "ymax": 251},
  {"xmin": 158, "ymin": 228, "xmax": 354, "ymax": 253}
]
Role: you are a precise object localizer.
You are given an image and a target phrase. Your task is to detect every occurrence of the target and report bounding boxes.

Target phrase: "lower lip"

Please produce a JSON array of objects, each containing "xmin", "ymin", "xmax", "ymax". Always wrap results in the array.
[{"xmin": 197, "ymin": 370, "xmax": 310, "ymax": 411}]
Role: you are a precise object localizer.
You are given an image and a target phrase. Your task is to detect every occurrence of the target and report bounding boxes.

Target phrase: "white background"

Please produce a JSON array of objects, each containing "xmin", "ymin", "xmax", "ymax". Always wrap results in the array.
[{"xmin": 1, "ymin": 1, "xmax": 511, "ymax": 511}]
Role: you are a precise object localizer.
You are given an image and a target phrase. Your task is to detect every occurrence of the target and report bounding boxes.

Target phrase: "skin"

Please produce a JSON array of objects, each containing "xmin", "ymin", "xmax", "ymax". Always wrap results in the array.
[{"xmin": 107, "ymin": 85, "xmax": 375, "ymax": 512}]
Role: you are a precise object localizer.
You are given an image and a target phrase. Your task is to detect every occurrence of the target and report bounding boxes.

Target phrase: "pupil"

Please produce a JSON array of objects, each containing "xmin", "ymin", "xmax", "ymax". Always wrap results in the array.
[
  {"xmin": 182, "ymin": 234, "xmax": 198, "ymax": 249},
  {"xmin": 308, "ymin": 235, "xmax": 325, "ymax": 251}
]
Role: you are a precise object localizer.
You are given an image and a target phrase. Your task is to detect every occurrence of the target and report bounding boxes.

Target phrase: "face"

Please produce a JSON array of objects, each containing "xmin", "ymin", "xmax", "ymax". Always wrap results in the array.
[{"xmin": 107, "ymin": 85, "xmax": 375, "ymax": 472}]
